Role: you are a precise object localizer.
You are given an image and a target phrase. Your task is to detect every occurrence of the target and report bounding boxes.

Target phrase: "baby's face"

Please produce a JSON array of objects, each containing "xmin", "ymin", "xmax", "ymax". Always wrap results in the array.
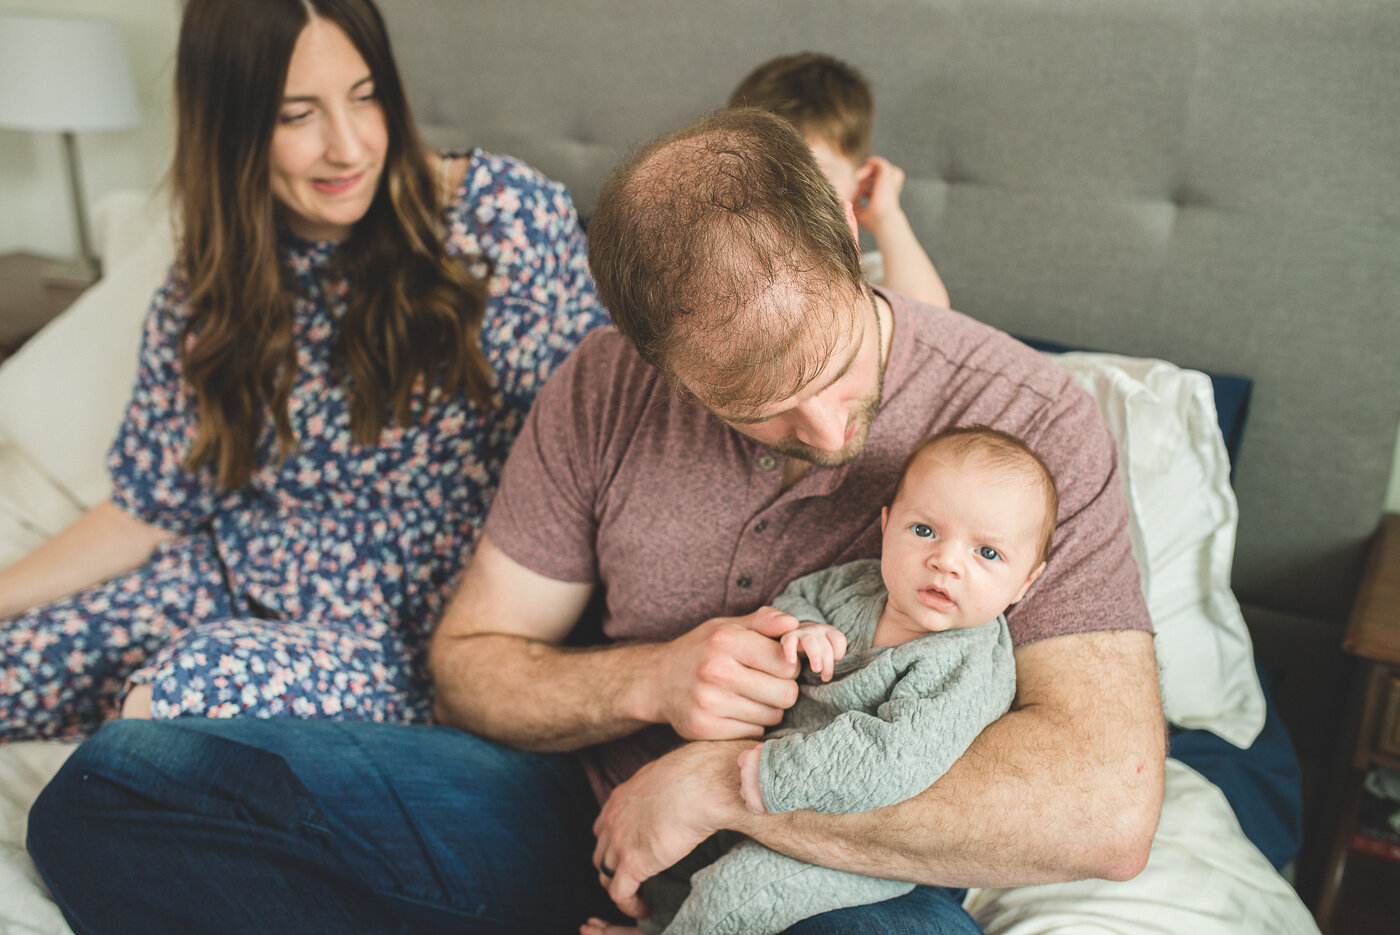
[
  {"xmin": 880, "ymin": 450, "xmax": 1047, "ymax": 636},
  {"xmin": 806, "ymin": 134, "xmax": 862, "ymax": 206}
]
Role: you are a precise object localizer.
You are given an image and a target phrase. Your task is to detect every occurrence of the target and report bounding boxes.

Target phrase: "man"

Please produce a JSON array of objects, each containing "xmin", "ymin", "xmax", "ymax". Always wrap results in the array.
[{"xmin": 29, "ymin": 110, "xmax": 1305, "ymax": 935}]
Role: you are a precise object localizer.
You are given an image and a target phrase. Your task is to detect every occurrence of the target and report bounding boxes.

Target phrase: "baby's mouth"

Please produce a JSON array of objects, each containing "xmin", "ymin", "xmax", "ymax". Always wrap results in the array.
[{"xmin": 919, "ymin": 584, "xmax": 955, "ymax": 610}]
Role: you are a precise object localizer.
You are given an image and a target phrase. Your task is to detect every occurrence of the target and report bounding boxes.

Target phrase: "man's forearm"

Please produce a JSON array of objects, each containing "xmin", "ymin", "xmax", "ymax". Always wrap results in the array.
[
  {"xmin": 432, "ymin": 633, "xmax": 663, "ymax": 752},
  {"xmin": 731, "ymin": 631, "xmax": 1166, "ymax": 886}
]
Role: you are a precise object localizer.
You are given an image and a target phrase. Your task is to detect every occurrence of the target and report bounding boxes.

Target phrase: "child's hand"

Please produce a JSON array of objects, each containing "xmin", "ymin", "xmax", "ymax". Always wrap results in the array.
[
  {"xmin": 853, "ymin": 155, "xmax": 908, "ymax": 233},
  {"xmin": 738, "ymin": 744, "xmax": 767, "ymax": 814},
  {"xmin": 779, "ymin": 622, "xmax": 848, "ymax": 682}
]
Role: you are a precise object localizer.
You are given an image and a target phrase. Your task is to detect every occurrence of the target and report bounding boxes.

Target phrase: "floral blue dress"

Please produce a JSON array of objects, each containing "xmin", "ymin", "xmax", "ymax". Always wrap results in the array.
[{"xmin": 0, "ymin": 150, "xmax": 605, "ymax": 739}]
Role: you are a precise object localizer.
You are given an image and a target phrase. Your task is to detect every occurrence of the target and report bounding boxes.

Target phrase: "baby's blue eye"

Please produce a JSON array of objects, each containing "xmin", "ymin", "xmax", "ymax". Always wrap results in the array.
[
  {"xmin": 978, "ymin": 546, "xmax": 1001, "ymax": 561},
  {"xmin": 910, "ymin": 523, "xmax": 934, "ymax": 538}
]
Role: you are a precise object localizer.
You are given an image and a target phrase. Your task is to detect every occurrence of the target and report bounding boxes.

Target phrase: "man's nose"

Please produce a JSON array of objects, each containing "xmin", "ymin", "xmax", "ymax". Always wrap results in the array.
[{"xmin": 792, "ymin": 399, "xmax": 847, "ymax": 452}]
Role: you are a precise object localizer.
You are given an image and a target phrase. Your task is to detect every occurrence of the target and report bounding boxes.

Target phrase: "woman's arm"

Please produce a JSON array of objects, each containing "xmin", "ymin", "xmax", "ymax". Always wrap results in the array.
[{"xmin": 0, "ymin": 499, "xmax": 172, "ymax": 620}]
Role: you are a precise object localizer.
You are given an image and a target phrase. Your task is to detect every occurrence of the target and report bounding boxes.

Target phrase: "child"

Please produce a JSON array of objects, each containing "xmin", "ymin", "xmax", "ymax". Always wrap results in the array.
[
  {"xmin": 582, "ymin": 426, "xmax": 1059, "ymax": 935},
  {"xmin": 728, "ymin": 52, "xmax": 951, "ymax": 309}
]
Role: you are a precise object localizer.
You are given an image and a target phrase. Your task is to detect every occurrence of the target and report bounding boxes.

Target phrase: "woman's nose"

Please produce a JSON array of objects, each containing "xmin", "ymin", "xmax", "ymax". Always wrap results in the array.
[{"xmin": 323, "ymin": 112, "xmax": 364, "ymax": 165}]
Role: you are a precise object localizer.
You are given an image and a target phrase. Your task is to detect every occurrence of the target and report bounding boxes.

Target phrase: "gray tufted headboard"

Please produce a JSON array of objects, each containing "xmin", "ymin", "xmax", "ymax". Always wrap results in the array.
[{"xmin": 379, "ymin": 0, "xmax": 1399, "ymax": 870}]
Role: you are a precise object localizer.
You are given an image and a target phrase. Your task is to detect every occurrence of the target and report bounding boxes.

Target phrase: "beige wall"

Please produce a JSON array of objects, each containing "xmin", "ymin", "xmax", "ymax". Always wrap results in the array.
[
  {"xmin": 2, "ymin": 0, "xmax": 1398, "ymax": 515},
  {"xmin": 0, "ymin": 0, "xmax": 180, "ymax": 256}
]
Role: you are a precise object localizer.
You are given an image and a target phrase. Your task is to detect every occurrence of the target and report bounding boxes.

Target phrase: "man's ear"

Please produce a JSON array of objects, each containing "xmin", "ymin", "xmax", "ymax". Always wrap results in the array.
[
  {"xmin": 843, "ymin": 199, "xmax": 859, "ymax": 244},
  {"xmin": 1011, "ymin": 561, "xmax": 1047, "ymax": 604}
]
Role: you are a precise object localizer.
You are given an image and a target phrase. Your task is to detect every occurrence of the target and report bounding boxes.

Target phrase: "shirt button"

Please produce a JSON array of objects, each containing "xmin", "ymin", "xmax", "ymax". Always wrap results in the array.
[
  {"xmin": 757, "ymin": 453, "xmax": 777, "ymax": 470},
  {"xmin": 754, "ymin": 520, "xmax": 768, "ymax": 533},
  {"xmin": 736, "ymin": 574, "xmax": 752, "ymax": 588}
]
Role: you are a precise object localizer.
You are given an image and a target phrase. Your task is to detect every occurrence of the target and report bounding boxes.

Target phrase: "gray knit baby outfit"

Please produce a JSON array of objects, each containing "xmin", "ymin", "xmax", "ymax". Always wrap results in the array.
[{"xmin": 640, "ymin": 558, "xmax": 1016, "ymax": 935}]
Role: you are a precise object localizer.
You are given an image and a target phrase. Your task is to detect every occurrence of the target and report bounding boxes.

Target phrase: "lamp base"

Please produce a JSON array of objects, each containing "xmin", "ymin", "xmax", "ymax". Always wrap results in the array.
[{"xmin": 41, "ymin": 255, "xmax": 100, "ymax": 289}]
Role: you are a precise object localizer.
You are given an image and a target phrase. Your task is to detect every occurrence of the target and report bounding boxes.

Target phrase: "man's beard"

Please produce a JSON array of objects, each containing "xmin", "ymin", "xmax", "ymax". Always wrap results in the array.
[{"xmin": 768, "ymin": 376, "xmax": 882, "ymax": 468}]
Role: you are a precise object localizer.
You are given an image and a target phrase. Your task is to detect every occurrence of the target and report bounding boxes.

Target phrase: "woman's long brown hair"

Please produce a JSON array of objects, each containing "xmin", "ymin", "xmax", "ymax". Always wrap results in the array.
[{"xmin": 173, "ymin": 0, "xmax": 491, "ymax": 490}]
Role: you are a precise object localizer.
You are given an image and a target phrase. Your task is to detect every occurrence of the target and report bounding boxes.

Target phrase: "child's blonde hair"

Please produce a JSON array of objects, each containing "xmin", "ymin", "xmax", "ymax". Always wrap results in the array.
[{"xmin": 728, "ymin": 52, "xmax": 874, "ymax": 163}]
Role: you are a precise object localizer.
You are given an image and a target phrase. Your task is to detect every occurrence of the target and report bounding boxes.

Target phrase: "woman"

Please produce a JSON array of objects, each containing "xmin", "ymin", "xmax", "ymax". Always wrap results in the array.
[{"xmin": 0, "ymin": 0, "xmax": 604, "ymax": 736}]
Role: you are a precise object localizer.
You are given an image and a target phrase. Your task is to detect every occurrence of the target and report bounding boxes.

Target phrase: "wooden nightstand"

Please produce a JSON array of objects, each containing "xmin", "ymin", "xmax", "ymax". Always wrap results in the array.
[
  {"xmin": 0, "ymin": 252, "xmax": 88, "ymax": 361},
  {"xmin": 1316, "ymin": 514, "xmax": 1400, "ymax": 934}
]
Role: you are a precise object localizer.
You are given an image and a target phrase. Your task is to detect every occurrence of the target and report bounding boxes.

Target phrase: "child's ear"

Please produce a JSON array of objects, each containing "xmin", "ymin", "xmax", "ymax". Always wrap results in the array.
[
  {"xmin": 1011, "ymin": 561, "xmax": 1047, "ymax": 604},
  {"xmin": 854, "ymin": 158, "xmax": 878, "ymax": 203},
  {"xmin": 843, "ymin": 199, "xmax": 859, "ymax": 244},
  {"xmin": 855, "ymin": 156, "xmax": 878, "ymax": 187},
  {"xmin": 880, "ymin": 505, "xmax": 889, "ymax": 534}
]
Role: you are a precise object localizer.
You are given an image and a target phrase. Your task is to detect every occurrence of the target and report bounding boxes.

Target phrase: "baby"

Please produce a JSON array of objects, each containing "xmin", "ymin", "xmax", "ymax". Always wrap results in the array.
[
  {"xmin": 728, "ymin": 52, "xmax": 950, "ymax": 309},
  {"xmin": 583, "ymin": 425, "xmax": 1059, "ymax": 935}
]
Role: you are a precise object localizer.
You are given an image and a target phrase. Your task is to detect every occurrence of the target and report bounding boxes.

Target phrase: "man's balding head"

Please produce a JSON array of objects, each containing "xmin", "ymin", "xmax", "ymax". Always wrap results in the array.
[{"xmin": 587, "ymin": 109, "xmax": 866, "ymax": 411}]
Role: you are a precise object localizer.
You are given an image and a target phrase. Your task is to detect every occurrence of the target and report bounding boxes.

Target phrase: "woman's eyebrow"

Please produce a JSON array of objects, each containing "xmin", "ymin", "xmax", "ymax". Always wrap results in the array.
[{"xmin": 283, "ymin": 75, "xmax": 374, "ymax": 104}]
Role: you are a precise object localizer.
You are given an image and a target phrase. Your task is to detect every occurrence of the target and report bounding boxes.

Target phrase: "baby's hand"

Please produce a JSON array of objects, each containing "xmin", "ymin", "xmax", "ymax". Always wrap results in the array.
[
  {"xmin": 737, "ymin": 744, "xmax": 767, "ymax": 814},
  {"xmin": 779, "ymin": 622, "xmax": 848, "ymax": 682},
  {"xmin": 854, "ymin": 155, "xmax": 908, "ymax": 232}
]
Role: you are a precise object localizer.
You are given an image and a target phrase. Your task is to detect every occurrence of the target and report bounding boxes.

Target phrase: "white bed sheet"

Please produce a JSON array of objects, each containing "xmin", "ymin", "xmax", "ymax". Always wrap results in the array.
[{"xmin": 0, "ymin": 741, "xmax": 75, "ymax": 935}]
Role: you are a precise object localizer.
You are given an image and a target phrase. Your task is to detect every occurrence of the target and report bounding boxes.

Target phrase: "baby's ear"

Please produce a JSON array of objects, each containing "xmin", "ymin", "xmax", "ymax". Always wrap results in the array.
[{"xmin": 1012, "ymin": 561, "xmax": 1047, "ymax": 604}]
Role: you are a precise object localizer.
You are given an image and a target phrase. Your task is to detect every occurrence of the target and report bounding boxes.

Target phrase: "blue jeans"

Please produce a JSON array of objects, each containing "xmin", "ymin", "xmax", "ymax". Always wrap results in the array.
[{"xmin": 28, "ymin": 719, "xmax": 979, "ymax": 935}]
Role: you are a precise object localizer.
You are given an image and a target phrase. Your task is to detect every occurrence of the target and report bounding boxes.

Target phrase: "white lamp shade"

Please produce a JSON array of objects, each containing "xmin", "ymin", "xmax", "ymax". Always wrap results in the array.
[{"xmin": 0, "ymin": 13, "xmax": 141, "ymax": 132}]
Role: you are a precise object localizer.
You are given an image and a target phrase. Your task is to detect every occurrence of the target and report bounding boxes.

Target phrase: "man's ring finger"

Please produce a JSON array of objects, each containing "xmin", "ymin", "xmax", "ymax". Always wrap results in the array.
[{"xmin": 600, "ymin": 861, "xmax": 615, "ymax": 878}]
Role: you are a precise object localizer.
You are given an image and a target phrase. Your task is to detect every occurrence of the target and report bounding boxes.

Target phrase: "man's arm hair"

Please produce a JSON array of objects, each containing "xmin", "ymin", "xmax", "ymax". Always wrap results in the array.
[
  {"xmin": 731, "ymin": 628, "xmax": 1166, "ymax": 885},
  {"xmin": 760, "ymin": 628, "xmax": 1014, "ymax": 815},
  {"xmin": 430, "ymin": 533, "xmax": 804, "ymax": 752},
  {"xmin": 430, "ymin": 532, "xmax": 655, "ymax": 752}
]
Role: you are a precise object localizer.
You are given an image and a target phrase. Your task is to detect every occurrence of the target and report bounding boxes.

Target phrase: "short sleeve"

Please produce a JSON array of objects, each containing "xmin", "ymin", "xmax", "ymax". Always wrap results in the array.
[
  {"xmin": 483, "ymin": 329, "xmax": 617, "ymax": 584},
  {"xmin": 1010, "ymin": 387, "xmax": 1150, "ymax": 645},
  {"xmin": 446, "ymin": 149, "xmax": 605, "ymax": 319},
  {"xmin": 446, "ymin": 149, "xmax": 607, "ymax": 409},
  {"xmin": 106, "ymin": 270, "xmax": 219, "ymax": 534}
]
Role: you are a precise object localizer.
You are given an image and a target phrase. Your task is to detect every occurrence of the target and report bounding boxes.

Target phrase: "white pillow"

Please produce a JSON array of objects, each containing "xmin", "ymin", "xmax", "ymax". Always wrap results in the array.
[
  {"xmin": 1050, "ymin": 351, "xmax": 1265, "ymax": 748},
  {"xmin": 0, "ymin": 190, "xmax": 172, "ymax": 554}
]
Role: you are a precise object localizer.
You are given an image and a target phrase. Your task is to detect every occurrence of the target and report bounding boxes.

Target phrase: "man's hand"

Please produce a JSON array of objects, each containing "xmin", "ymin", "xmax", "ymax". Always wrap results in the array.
[
  {"xmin": 853, "ymin": 155, "xmax": 908, "ymax": 235},
  {"xmin": 779, "ymin": 621, "xmax": 847, "ymax": 682},
  {"xmin": 637, "ymin": 607, "xmax": 802, "ymax": 740},
  {"xmin": 592, "ymin": 740, "xmax": 752, "ymax": 918}
]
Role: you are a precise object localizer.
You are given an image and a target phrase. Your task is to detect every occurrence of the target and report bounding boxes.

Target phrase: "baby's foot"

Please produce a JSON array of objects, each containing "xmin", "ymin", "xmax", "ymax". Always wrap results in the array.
[{"xmin": 579, "ymin": 918, "xmax": 641, "ymax": 935}]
